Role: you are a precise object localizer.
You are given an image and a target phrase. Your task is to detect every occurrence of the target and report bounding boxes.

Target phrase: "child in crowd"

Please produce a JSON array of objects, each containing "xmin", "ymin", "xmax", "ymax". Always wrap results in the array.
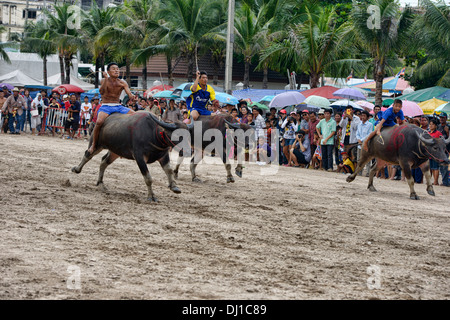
[
  {"xmin": 311, "ymin": 132, "xmax": 322, "ymax": 169},
  {"xmin": 182, "ymin": 111, "xmax": 190, "ymax": 124},
  {"xmin": 338, "ymin": 152, "xmax": 355, "ymax": 174}
]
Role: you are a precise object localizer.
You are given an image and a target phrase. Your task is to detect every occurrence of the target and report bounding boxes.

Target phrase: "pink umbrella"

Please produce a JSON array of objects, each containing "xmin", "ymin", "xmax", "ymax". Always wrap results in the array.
[
  {"xmin": 356, "ymin": 100, "xmax": 374, "ymax": 111},
  {"xmin": 390, "ymin": 100, "xmax": 423, "ymax": 117}
]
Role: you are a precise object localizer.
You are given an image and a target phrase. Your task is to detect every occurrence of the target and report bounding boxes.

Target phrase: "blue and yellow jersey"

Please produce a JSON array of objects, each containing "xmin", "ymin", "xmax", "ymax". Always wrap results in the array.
[{"xmin": 186, "ymin": 84, "xmax": 215, "ymax": 113}]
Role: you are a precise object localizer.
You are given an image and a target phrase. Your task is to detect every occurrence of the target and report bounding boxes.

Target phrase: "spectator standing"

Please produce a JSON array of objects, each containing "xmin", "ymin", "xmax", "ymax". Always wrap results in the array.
[
  {"xmin": 428, "ymin": 118, "xmax": 443, "ymax": 185},
  {"xmin": 65, "ymin": 95, "xmax": 81, "ymax": 140},
  {"xmin": 81, "ymin": 96, "xmax": 92, "ymax": 138},
  {"xmin": 1, "ymin": 87, "xmax": 26, "ymax": 134},
  {"xmin": 150, "ymin": 99, "xmax": 162, "ymax": 118},
  {"xmin": 308, "ymin": 111, "xmax": 320, "ymax": 155},
  {"xmin": 162, "ymin": 99, "xmax": 183, "ymax": 123},
  {"xmin": 334, "ymin": 112, "xmax": 343, "ymax": 167},
  {"xmin": 299, "ymin": 110, "xmax": 309, "ymax": 141},
  {"xmin": 355, "ymin": 110, "xmax": 374, "ymax": 176},
  {"xmin": 339, "ymin": 106, "xmax": 361, "ymax": 154},
  {"xmin": 437, "ymin": 112, "xmax": 449, "ymax": 186},
  {"xmin": 23, "ymin": 89, "xmax": 33, "ymax": 133},
  {"xmin": 316, "ymin": 109, "xmax": 336, "ymax": 172},
  {"xmin": 420, "ymin": 116, "xmax": 429, "ymax": 131},
  {"xmin": 30, "ymin": 93, "xmax": 43, "ymax": 135},
  {"xmin": 281, "ymin": 112, "xmax": 297, "ymax": 166}
]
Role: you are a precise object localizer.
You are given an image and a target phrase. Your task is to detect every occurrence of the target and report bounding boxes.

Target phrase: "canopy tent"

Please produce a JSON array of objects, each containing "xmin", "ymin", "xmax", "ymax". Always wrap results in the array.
[
  {"xmin": 353, "ymin": 76, "xmax": 411, "ymax": 93},
  {"xmin": 46, "ymin": 73, "xmax": 95, "ymax": 91},
  {"xmin": 436, "ymin": 89, "xmax": 450, "ymax": 101},
  {"xmin": 0, "ymin": 70, "xmax": 44, "ymax": 87},
  {"xmin": 418, "ymin": 98, "xmax": 448, "ymax": 115},
  {"xmin": 299, "ymin": 86, "xmax": 343, "ymax": 100},
  {"xmin": 399, "ymin": 86, "xmax": 449, "ymax": 102}
]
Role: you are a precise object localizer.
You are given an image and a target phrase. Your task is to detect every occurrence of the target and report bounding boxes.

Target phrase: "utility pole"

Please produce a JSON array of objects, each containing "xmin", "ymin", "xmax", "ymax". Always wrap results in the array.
[{"xmin": 224, "ymin": 0, "xmax": 235, "ymax": 94}]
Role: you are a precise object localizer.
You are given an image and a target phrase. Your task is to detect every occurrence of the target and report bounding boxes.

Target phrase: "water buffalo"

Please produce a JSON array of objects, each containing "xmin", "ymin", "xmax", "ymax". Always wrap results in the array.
[
  {"xmin": 347, "ymin": 124, "xmax": 450, "ymax": 199},
  {"xmin": 153, "ymin": 113, "xmax": 254, "ymax": 183},
  {"xmin": 72, "ymin": 111, "xmax": 192, "ymax": 202}
]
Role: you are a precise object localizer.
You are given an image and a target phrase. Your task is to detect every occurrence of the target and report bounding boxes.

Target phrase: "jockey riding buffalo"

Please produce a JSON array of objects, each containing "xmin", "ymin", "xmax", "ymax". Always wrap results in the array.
[
  {"xmin": 72, "ymin": 111, "xmax": 192, "ymax": 202},
  {"xmin": 347, "ymin": 123, "xmax": 450, "ymax": 199},
  {"xmin": 153, "ymin": 113, "xmax": 254, "ymax": 183}
]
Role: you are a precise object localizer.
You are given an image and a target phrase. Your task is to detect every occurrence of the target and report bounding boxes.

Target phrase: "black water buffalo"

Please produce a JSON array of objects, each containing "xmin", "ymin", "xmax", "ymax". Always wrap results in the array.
[
  {"xmin": 347, "ymin": 124, "xmax": 450, "ymax": 199},
  {"xmin": 72, "ymin": 111, "xmax": 192, "ymax": 202},
  {"xmin": 153, "ymin": 113, "xmax": 254, "ymax": 183}
]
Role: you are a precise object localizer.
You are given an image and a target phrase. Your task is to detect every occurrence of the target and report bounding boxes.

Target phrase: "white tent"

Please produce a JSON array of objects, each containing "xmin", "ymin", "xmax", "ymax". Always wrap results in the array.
[
  {"xmin": 0, "ymin": 70, "xmax": 44, "ymax": 87},
  {"xmin": 46, "ymin": 73, "xmax": 95, "ymax": 90}
]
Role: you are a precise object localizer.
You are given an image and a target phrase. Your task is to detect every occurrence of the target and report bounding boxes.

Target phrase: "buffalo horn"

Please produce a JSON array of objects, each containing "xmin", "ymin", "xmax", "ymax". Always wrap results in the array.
[
  {"xmin": 417, "ymin": 131, "xmax": 435, "ymax": 145},
  {"xmin": 150, "ymin": 113, "xmax": 177, "ymax": 130},
  {"xmin": 444, "ymin": 136, "xmax": 450, "ymax": 145}
]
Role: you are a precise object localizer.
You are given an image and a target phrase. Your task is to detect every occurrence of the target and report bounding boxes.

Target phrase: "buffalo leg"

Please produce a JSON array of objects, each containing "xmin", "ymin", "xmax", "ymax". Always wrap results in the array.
[
  {"xmin": 347, "ymin": 149, "xmax": 373, "ymax": 183},
  {"xmin": 96, "ymin": 151, "xmax": 120, "ymax": 189},
  {"xmin": 135, "ymin": 153, "xmax": 157, "ymax": 202},
  {"xmin": 158, "ymin": 153, "xmax": 181, "ymax": 194},
  {"xmin": 190, "ymin": 149, "xmax": 202, "ymax": 183},
  {"xmin": 235, "ymin": 163, "xmax": 243, "ymax": 178},
  {"xmin": 367, "ymin": 159, "xmax": 379, "ymax": 192},
  {"xmin": 72, "ymin": 147, "xmax": 104, "ymax": 174},
  {"xmin": 174, "ymin": 149, "xmax": 184, "ymax": 180},
  {"xmin": 420, "ymin": 160, "xmax": 435, "ymax": 196},
  {"xmin": 221, "ymin": 147, "xmax": 234, "ymax": 183},
  {"xmin": 400, "ymin": 161, "xmax": 418, "ymax": 200}
]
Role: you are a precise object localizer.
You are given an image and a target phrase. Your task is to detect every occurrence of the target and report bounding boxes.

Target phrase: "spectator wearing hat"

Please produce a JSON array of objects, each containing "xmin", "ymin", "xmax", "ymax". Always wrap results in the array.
[
  {"xmin": 299, "ymin": 109, "xmax": 309, "ymax": 140},
  {"xmin": 316, "ymin": 109, "xmax": 336, "ymax": 172},
  {"xmin": 356, "ymin": 110, "xmax": 374, "ymax": 176},
  {"xmin": 150, "ymin": 99, "xmax": 162, "ymax": 118},
  {"xmin": 318, "ymin": 109, "xmax": 325, "ymax": 120},
  {"xmin": 339, "ymin": 106, "xmax": 361, "ymax": 155},
  {"xmin": 1, "ymin": 87, "xmax": 26, "ymax": 134}
]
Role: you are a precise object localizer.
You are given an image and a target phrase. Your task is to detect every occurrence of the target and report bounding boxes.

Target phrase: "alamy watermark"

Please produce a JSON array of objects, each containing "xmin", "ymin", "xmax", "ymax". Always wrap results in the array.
[
  {"xmin": 67, "ymin": 265, "xmax": 81, "ymax": 290},
  {"xmin": 67, "ymin": 4, "xmax": 81, "ymax": 30},
  {"xmin": 366, "ymin": 265, "xmax": 381, "ymax": 290}
]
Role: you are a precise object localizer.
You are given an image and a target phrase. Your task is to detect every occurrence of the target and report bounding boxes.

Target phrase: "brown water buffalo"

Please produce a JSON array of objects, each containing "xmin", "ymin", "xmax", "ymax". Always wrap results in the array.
[
  {"xmin": 347, "ymin": 124, "xmax": 450, "ymax": 199},
  {"xmin": 153, "ymin": 113, "xmax": 254, "ymax": 183},
  {"xmin": 72, "ymin": 111, "xmax": 192, "ymax": 202}
]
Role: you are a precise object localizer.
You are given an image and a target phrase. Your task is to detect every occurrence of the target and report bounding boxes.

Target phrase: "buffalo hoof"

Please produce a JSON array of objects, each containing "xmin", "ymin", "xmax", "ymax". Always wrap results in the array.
[
  {"xmin": 170, "ymin": 186, "xmax": 181, "ymax": 194},
  {"xmin": 410, "ymin": 193, "xmax": 420, "ymax": 200},
  {"xmin": 427, "ymin": 188, "xmax": 435, "ymax": 196},
  {"xmin": 235, "ymin": 170, "xmax": 242, "ymax": 178},
  {"xmin": 368, "ymin": 185, "xmax": 377, "ymax": 192},
  {"xmin": 346, "ymin": 175, "xmax": 355, "ymax": 183},
  {"xmin": 174, "ymin": 172, "xmax": 178, "ymax": 180},
  {"xmin": 97, "ymin": 183, "xmax": 107, "ymax": 192},
  {"xmin": 147, "ymin": 196, "xmax": 158, "ymax": 202},
  {"xmin": 192, "ymin": 177, "xmax": 202, "ymax": 183},
  {"xmin": 227, "ymin": 176, "xmax": 235, "ymax": 183},
  {"xmin": 71, "ymin": 167, "xmax": 81, "ymax": 174}
]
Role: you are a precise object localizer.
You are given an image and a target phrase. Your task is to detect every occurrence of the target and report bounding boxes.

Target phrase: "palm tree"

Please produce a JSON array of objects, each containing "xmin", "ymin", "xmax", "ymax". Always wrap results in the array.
[
  {"xmin": 157, "ymin": 0, "xmax": 223, "ymax": 82},
  {"xmin": 43, "ymin": 3, "xmax": 83, "ymax": 84},
  {"xmin": 22, "ymin": 21, "xmax": 57, "ymax": 85},
  {"xmin": 351, "ymin": 0, "xmax": 414, "ymax": 106},
  {"xmin": 409, "ymin": 0, "xmax": 450, "ymax": 87},
  {"xmin": 81, "ymin": 3, "xmax": 119, "ymax": 88},
  {"xmin": 260, "ymin": 6, "xmax": 360, "ymax": 89}
]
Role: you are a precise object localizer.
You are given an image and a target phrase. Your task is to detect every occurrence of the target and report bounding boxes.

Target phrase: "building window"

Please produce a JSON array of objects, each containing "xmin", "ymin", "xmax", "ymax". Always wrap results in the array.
[
  {"xmin": 22, "ymin": 10, "xmax": 37, "ymax": 19},
  {"xmin": 130, "ymin": 77, "xmax": 138, "ymax": 88}
]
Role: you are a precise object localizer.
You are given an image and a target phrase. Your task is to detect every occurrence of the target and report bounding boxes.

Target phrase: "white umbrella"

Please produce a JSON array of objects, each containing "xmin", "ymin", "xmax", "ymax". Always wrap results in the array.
[
  {"xmin": 304, "ymin": 95, "xmax": 330, "ymax": 108},
  {"xmin": 330, "ymin": 100, "xmax": 364, "ymax": 110},
  {"xmin": 269, "ymin": 91, "xmax": 306, "ymax": 108}
]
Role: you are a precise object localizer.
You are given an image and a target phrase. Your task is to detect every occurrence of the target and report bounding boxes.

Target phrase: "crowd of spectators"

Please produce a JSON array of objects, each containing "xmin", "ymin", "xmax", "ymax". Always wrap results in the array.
[{"xmin": 1, "ymin": 85, "xmax": 449, "ymax": 186}]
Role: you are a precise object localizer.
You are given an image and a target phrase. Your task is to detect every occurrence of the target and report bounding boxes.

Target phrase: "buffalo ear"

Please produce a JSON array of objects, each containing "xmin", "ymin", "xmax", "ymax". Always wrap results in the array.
[{"xmin": 417, "ymin": 131, "xmax": 435, "ymax": 145}]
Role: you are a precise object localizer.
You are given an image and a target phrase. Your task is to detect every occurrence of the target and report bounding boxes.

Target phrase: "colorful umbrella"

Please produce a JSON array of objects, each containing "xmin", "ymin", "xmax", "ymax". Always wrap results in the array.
[
  {"xmin": 333, "ymin": 87, "xmax": 366, "ymax": 100},
  {"xmin": 52, "ymin": 84, "xmax": 84, "ymax": 94},
  {"xmin": 299, "ymin": 86, "xmax": 343, "ymax": 99},
  {"xmin": 152, "ymin": 90, "xmax": 181, "ymax": 99},
  {"xmin": 356, "ymin": 100, "xmax": 375, "ymax": 111},
  {"xmin": 418, "ymin": 98, "xmax": 448, "ymax": 115},
  {"xmin": 391, "ymin": 100, "xmax": 423, "ymax": 117},
  {"xmin": 304, "ymin": 95, "xmax": 330, "ymax": 108},
  {"xmin": 436, "ymin": 89, "xmax": 450, "ymax": 101},
  {"xmin": 354, "ymin": 76, "xmax": 411, "ymax": 92},
  {"xmin": 382, "ymin": 98, "xmax": 394, "ymax": 106},
  {"xmin": 0, "ymin": 83, "xmax": 14, "ymax": 90},
  {"xmin": 269, "ymin": 91, "xmax": 306, "ymax": 108},
  {"xmin": 434, "ymin": 102, "xmax": 450, "ymax": 114},
  {"xmin": 250, "ymin": 102, "xmax": 269, "ymax": 111},
  {"xmin": 400, "ymin": 86, "xmax": 449, "ymax": 102},
  {"xmin": 330, "ymin": 100, "xmax": 363, "ymax": 110},
  {"xmin": 215, "ymin": 92, "xmax": 239, "ymax": 105}
]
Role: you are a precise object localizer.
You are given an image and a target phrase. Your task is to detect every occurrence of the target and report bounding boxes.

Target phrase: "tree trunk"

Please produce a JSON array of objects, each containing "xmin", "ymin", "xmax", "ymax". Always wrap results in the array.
[
  {"xmin": 142, "ymin": 63, "xmax": 148, "ymax": 90},
  {"xmin": 374, "ymin": 60, "xmax": 385, "ymax": 106},
  {"xmin": 43, "ymin": 56, "xmax": 47, "ymax": 86},
  {"xmin": 59, "ymin": 53, "xmax": 65, "ymax": 85},
  {"xmin": 244, "ymin": 58, "xmax": 250, "ymax": 89},
  {"xmin": 167, "ymin": 55, "xmax": 174, "ymax": 87},
  {"xmin": 262, "ymin": 63, "xmax": 268, "ymax": 89},
  {"xmin": 309, "ymin": 71, "xmax": 320, "ymax": 89},
  {"xmin": 125, "ymin": 56, "xmax": 131, "ymax": 87},
  {"xmin": 64, "ymin": 55, "xmax": 71, "ymax": 84},
  {"xmin": 94, "ymin": 57, "xmax": 100, "ymax": 88},
  {"xmin": 187, "ymin": 55, "xmax": 194, "ymax": 82}
]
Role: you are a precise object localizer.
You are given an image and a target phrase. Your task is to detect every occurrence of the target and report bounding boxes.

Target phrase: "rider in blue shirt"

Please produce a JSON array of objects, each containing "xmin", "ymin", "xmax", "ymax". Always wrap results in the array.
[{"xmin": 186, "ymin": 71, "xmax": 216, "ymax": 120}]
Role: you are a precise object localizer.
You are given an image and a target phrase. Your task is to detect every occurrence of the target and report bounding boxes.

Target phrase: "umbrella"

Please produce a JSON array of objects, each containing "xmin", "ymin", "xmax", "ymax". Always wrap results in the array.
[
  {"xmin": 250, "ymin": 102, "xmax": 269, "ymax": 111},
  {"xmin": 304, "ymin": 95, "xmax": 330, "ymax": 109},
  {"xmin": 402, "ymin": 87, "xmax": 414, "ymax": 95},
  {"xmin": 172, "ymin": 82, "xmax": 223, "ymax": 98},
  {"xmin": 400, "ymin": 86, "xmax": 449, "ymax": 102},
  {"xmin": 52, "ymin": 84, "xmax": 84, "ymax": 94},
  {"xmin": 295, "ymin": 103, "xmax": 322, "ymax": 113},
  {"xmin": 259, "ymin": 95, "xmax": 275, "ymax": 102},
  {"xmin": 87, "ymin": 88, "xmax": 100, "ymax": 94},
  {"xmin": 436, "ymin": 89, "xmax": 450, "ymax": 101},
  {"xmin": 299, "ymin": 86, "xmax": 343, "ymax": 99},
  {"xmin": 330, "ymin": 100, "xmax": 364, "ymax": 111},
  {"xmin": 0, "ymin": 83, "xmax": 14, "ymax": 90},
  {"xmin": 145, "ymin": 84, "xmax": 174, "ymax": 98},
  {"xmin": 215, "ymin": 92, "xmax": 239, "ymax": 105},
  {"xmin": 153, "ymin": 90, "xmax": 181, "ymax": 99},
  {"xmin": 269, "ymin": 91, "xmax": 306, "ymax": 108},
  {"xmin": 333, "ymin": 87, "xmax": 367, "ymax": 100},
  {"xmin": 391, "ymin": 100, "xmax": 423, "ymax": 117},
  {"xmin": 418, "ymin": 98, "xmax": 448, "ymax": 115},
  {"xmin": 354, "ymin": 76, "xmax": 411, "ymax": 93},
  {"xmin": 356, "ymin": 100, "xmax": 375, "ymax": 111},
  {"xmin": 434, "ymin": 102, "xmax": 450, "ymax": 114},
  {"xmin": 382, "ymin": 98, "xmax": 394, "ymax": 106}
]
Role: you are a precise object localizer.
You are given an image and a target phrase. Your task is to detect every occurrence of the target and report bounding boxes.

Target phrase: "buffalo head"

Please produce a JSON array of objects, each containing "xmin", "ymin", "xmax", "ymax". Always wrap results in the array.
[{"xmin": 417, "ymin": 131, "xmax": 450, "ymax": 164}]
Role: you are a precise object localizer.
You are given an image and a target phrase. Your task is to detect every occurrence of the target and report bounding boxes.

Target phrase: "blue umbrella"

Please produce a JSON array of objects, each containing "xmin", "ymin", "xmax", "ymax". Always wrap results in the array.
[
  {"xmin": 0, "ymin": 83, "xmax": 14, "ymax": 90},
  {"xmin": 259, "ymin": 95, "xmax": 275, "ymax": 102},
  {"xmin": 437, "ymin": 89, "xmax": 450, "ymax": 101},
  {"xmin": 172, "ymin": 82, "xmax": 223, "ymax": 98},
  {"xmin": 215, "ymin": 92, "xmax": 239, "ymax": 105},
  {"xmin": 87, "ymin": 88, "xmax": 100, "ymax": 94},
  {"xmin": 153, "ymin": 90, "xmax": 182, "ymax": 99}
]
